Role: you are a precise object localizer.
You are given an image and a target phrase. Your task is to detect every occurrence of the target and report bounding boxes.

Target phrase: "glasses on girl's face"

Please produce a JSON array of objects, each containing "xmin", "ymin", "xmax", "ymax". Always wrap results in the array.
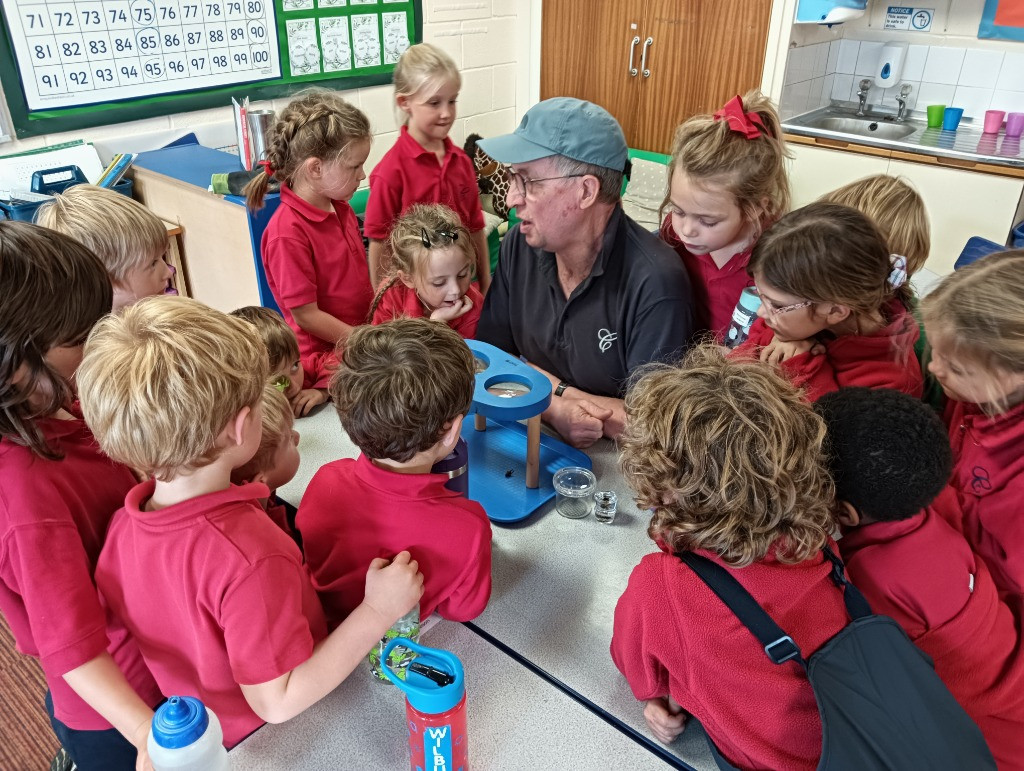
[
  {"xmin": 751, "ymin": 286, "xmax": 814, "ymax": 317},
  {"xmin": 507, "ymin": 170, "xmax": 587, "ymax": 199},
  {"xmin": 420, "ymin": 227, "xmax": 459, "ymax": 249}
]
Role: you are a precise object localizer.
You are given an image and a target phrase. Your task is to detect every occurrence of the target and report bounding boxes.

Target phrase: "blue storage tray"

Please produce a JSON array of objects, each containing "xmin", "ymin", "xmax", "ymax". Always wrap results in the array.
[
  {"xmin": 955, "ymin": 236, "xmax": 1005, "ymax": 270},
  {"xmin": 461, "ymin": 415, "xmax": 591, "ymax": 524}
]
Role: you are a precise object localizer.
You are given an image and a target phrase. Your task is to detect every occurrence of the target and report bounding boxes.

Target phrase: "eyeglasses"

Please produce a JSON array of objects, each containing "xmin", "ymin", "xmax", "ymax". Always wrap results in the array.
[
  {"xmin": 420, "ymin": 227, "xmax": 459, "ymax": 249},
  {"xmin": 508, "ymin": 170, "xmax": 587, "ymax": 199},
  {"xmin": 750, "ymin": 286, "xmax": 814, "ymax": 317}
]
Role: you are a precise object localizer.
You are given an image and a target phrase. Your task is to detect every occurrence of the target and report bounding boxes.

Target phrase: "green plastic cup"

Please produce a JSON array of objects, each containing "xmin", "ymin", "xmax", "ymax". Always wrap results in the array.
[{"xmin": 927, "ymin": 104, "xmax": 946, "ymax": 129}]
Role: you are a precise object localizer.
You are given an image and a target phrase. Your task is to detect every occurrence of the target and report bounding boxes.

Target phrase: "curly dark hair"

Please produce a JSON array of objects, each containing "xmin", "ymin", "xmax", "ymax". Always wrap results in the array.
[{"xmin": 815, "ymin": 387, "xmax": 951, "ymax": 522}]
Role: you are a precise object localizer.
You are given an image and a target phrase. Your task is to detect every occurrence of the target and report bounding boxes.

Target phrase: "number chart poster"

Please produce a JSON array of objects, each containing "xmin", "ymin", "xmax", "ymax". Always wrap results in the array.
[{"xmin": 5, "ymin": 0, "xmax": 281, "ymax": 109}]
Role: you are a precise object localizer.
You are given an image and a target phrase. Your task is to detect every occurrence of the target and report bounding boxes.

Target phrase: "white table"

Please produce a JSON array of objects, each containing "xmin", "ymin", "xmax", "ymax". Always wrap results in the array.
[
  {"xmin": 231, "ymin": 620, "xmax": 677, "ymax": 770},
  {"xmin": 277, "ymin": 406, "xmax": 716, "ymax": 771}
]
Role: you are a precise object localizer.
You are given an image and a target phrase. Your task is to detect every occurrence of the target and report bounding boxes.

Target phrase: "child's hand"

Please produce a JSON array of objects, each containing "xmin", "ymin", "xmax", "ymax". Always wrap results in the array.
[
  {"xmin": 759, "ymin": 337, "xmax": 824, "ymax": 365},
  {"xmin": 363, "ymin": 551, "xmax": 424, "ymax": 623},
  {"xmin": 429, "ymin": 295, "xmax": 473, "ymax": 323},
  {"xmin": 291, "ymin": 388, "xmax": 328, "ymax": 417},
  {"xmin": 643, "ymin": 696, "xmax": 688, "ymax": 744}
]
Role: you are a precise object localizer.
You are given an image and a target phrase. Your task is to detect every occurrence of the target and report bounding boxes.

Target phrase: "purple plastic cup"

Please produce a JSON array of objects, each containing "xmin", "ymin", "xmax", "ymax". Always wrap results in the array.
[
  {"xmin": 1006, "ymin": 112, "xmax": 1024, "ymax": 139},
  {"xmin": 983, "ymin": 110, "xmax": 1006, "ymax": 134}
]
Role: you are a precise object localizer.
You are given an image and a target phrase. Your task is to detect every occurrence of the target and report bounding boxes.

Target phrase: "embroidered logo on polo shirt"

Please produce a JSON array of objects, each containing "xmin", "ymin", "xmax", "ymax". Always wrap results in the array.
[{"xmin": 598, "ymin": 328, "xmax": 618, "ymax": 353}]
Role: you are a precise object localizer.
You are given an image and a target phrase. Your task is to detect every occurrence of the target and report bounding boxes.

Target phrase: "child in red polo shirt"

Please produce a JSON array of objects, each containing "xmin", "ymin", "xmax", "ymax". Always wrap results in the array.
[
  {"xmin": 731, "ymin": 202, "xmax": 922, "ymax": 402},
  {"xmin": 78, "ymin": 297, "xmax": 423, "ymax": 749},
  {"xmin": 611, "ymin": 345, "xmax": 850, "ymax": 769},
  {"xmin": 245, "ymin": 91, "xmax": 375, "ymax": 372},
  {"xmin": 660, "ymin": 91, "xmax": 789, "ymax": 342},
  {"xmin": 297, "ymin": 318, "xmax": 492, "ymax": 628},
  {"xmin": 922, "ymin": 250, "xmax": 1024, "ymax": 598},
  {"xmin": 368, "ymin": 203, "xmax": 483, "ymax": 338},
  {"xmin": 364, "ymin": 43, "xmax": 489, "ymax": 292},
  {"xmin": 0, "ymin": 222, "xmax": 161, "ymax": 771},
  {"xmin": 819, "ymin": 387, "xmax": 1024, "ymax": 769},
  {"xmin": 231, "ymin": 305, "xmax": 333, "ymax": 417}
]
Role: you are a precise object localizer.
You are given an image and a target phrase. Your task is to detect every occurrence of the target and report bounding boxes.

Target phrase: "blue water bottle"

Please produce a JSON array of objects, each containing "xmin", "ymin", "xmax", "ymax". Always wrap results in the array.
[
  {"xmin": 725, "ymin": 286, "xmax": 762, "ymax": 348},
  {"xmin": 382, "ymin": 638, "xmax": 469, "ymax": 771}
]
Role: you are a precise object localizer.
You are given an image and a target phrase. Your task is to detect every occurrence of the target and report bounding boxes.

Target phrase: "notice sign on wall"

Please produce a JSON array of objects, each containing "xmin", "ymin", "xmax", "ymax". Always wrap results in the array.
[
  {"xmin": 885, "ymin": 6, "xmax": 935, "ymax": 31},
  {"xmin": 4, "ymin": 0, "xmax": 281, "ymax": 110}
]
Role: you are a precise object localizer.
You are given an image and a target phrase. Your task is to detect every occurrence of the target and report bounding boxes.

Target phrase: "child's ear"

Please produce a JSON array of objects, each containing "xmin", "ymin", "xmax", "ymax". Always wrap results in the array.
[
  {"xmin": 223, "ymin": 405, "xmax": 253, "ymax": 447},
  {"xmin": 302, "ymin": 156, "xmax": 322, "ymax": 180},
  {"xmin": 822, "ymin": 303, "xmax": 852, "ymax": 325},
  {"xmin": 397, "ymin": 270, "xmax": 415, "ymax": 289},
  {"xmin": 836, "ymin": 501, "xmax": 861, "ymax": 528},
  {"xmin": 440, "ymin": 414, "xmax": 463, "ymax": 450},
  {"xmin": 396, "ymin": 94, "xmax": 412, "ymax": 115}
]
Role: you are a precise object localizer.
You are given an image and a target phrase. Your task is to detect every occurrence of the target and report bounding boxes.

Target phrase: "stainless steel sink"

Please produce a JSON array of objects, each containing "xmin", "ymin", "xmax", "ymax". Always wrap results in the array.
[{"xmin": 804, "ymin": 116, "xmax": 916, "ymax": 140}]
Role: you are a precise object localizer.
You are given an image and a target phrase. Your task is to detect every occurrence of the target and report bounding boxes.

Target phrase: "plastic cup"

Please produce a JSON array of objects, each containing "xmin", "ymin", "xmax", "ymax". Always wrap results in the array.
[
  {"xmin": 553, "ymin": 466, "xmax": 596, "ymax": 519},
  {"xmin": 1006, "ymin": 112, "xmax": 1024, "ymax": 139},
  {"xmin": 983, "ymin": 109, "xmax": 1006, "ymax": 134},
  {"xmin": 926, "ymin": 104, "xmax": 946, "ymax": 128},
  {"xmin": 942, "ymin": 107, "xmax": 964, "ymax": 132}
]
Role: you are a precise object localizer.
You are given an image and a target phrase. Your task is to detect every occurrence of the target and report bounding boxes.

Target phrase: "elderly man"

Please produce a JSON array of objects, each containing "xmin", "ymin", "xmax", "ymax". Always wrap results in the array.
[{"xmin": 477, "ymin": 98, "xmax": 694, "ymax": 448}]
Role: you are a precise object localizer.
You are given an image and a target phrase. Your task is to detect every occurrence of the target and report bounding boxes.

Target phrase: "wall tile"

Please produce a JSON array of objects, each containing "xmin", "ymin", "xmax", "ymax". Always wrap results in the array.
[
  {"xmin": 428, "ymin": 0, "xmax": 491, "ymax": 24},
  {"xmin": 422, "ymin": 22, "xmax": 464, "ymax": 67},
  {"xmin": 358, "ymin": 85, "xmax": 398, "ymax": 133},
  {"xmin": 459, "ymin": 67, "xmax": 493, "ymax": 117},
  {"xmin": 821, "ymin": 74, "xmax": 836, "ymax": 106},
  {"xmin": 492, "ymin": 63, "xmax": 516, "ymax": 110},
  {"xmin": 837, "ymin": 39, "xmax": 859, "ymax": 74},
  {"xmin": 916, "ymin": 81, "xmax": 956, "ymax": 107},
  {"xmin": 827, "ymin": 40, "xmax": 840, "ymax": 75},
  {"xmin": 855, "ymin": 41, "xmax": 883, "ymax": 77},
  {"xmin": 990, "ymin": 89, "xmax": 1024, "ymax": 114},
  {"xmin": 462, "ymin": 21, "xmax": 517, "ymax": 68},
  {"xmin": 959, "ymin": 49, "xmax": 1004, "ymax": 88},
  {"xmin": 922, "ymin": 46, "xmax": 966, "ymax": 85},
  {"xmin": 832, "ymin": 73, "xmax": 854, "ymax": 102},
  {"xmin": 813, "ymin": 42, "xmax": 831, "ymax": 78},
  {"xmin": 465, "ymin": 107, "xmax": 516, "ymax": 138},
  {"xmin": 995, "ymin": 52, "xmax": 1024, "ymax": 91},
  {"xmin": 952, "ymin": 85, "xmax": 994, "ymax": 118},
  {"xmin": 903, "ymin": 45, "xmax": 928, "ymax": 82},
  {"xmin": 807, "ymin": 76, "xmax": 825, "ymax": 109}
]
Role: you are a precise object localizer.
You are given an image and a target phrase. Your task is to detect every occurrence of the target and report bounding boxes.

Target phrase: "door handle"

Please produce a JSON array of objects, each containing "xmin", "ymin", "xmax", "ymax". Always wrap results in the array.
[
  {"xmin": 627, "ymin": 35, "xmax": 640, "ymax": 77},
  {"xmin": 640, "ymin": 36, "xmax": 653, "ymax": 78}
]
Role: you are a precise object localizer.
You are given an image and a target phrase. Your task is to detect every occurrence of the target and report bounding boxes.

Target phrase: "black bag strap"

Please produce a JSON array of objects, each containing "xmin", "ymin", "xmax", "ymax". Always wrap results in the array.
[
  {"xmin": 677, "ymin": 547, "xmax": 875, "ymax": 667},
  {"xmin": 678, "ymin": 551, "xmax": 806, "ymax": 667}
]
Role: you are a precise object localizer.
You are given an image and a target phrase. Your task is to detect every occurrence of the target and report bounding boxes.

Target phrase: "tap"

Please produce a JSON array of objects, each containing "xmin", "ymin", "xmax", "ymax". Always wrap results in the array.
[
  {"xmin": 856, "ymin": 79, "xmax": 872, "ymax": 116},
  {"xmin": 895, "ymin": 83, "xmax": 913, "ymax": 122}
]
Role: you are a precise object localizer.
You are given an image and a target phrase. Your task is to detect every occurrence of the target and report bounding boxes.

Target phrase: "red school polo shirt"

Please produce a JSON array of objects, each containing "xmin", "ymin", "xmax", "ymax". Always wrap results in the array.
[
  {"xmin": 261, "ymin": 184, "xmax": 374, "ymax": 362},
  {"xmin": 839, "ymin": 505, "xmax": 1024, "ymax": 769},
  {"xmin": 96, "ymin": 481, "xmax": 327, "ymax": 748},
  {"xmin": 659, "ymin": 216, "xmax": 754, "ymax": 342},
  {"xmin": 370, "ymin": 280, "xmax": 483, "ymax": 339},
  {"xmin": 0, "ymin": 415, "xmax": 161, "ymax": 729},
  {"xmin": 611, "ymin": 543, "xmax": 850, "ymax": 771},
  {"xmin": 363, "ymin": 126, "xmax": 486, "ymax": 241},
  {"xmin": 945, "ymin": 398, "xmax": 1024, "ymax": 597},
  {"xmin": 297, "ymin": 454, "xmax": 492, "ymax": 628},
  {"xmin": 732, "ymin": 300, "xmax": 923, "ymax": 402}
]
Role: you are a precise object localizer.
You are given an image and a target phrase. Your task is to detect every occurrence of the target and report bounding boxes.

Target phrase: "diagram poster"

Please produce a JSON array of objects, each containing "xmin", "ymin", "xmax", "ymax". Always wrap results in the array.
[{"xmin": 980, "ymin": 0, "xmax": 1024, "ymax": 40}]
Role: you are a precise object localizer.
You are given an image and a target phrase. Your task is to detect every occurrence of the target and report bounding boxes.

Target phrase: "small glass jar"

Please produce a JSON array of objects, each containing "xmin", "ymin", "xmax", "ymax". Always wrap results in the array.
[
  {"xmin": 594, "ymin": 490, "xmax": 618, "ymax": 524},
  {"xmin": 553, "ymin": 466, "xmax": 597, "ymax": 519}
]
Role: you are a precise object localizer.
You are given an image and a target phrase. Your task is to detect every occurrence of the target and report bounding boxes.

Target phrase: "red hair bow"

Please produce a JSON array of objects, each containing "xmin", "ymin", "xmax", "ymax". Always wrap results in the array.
[
  {"xmin": 713, "ymin": 95, "xmax": 765, "ymax": 139},
  {"xmin": 257, "ymin": 159, "xmax": 275, "ymax": 178}
]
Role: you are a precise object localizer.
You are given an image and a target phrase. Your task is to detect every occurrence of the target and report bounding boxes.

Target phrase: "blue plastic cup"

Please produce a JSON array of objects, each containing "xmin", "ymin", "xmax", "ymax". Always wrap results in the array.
[{"xmin": 942, "ymin": 107, "xmax": 965, "ymax": 131}]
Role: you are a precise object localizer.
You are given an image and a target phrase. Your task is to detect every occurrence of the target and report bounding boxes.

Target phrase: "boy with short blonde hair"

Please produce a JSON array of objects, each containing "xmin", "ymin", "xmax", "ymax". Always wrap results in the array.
[
  {"xmin": 297, "ymin": 317, "xmax": 492, "ymax": 628},
  {"xmin": 231, "ymin": 305, "xmax": 332, "ymax": 417},
  {"xmin": 78, "ymin": 296, "xmax": 422, "ymax": 748},
  {"xmin": 230, "ymin": 382, "xmax": 301, "ymax": 542},
  {"xmin": 36, "ymin": 185, "xmax": 173, "ymax": 311}
]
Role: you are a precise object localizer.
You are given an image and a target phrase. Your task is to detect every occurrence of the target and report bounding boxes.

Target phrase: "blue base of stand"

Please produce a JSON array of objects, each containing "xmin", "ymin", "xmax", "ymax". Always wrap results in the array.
[{"xmin": 462, "ymin": 415, "xmax": 592, "ymax": 524}]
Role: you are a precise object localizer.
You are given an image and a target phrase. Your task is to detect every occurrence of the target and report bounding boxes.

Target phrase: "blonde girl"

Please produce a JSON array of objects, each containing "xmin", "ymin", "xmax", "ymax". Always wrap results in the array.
[
  {"xmin": 363, "ymin": 43, "xmax": 490, "ymax": 291},
  {"xmin": 611, "ymin": 344, "xmax": 848, "ymax": 769},
  {"xmin": 732, "ymin": 202, "xmax": 922, "ymax": 402},
  {"xmin": 0, "ymin": 221, "xmax": 161, "ymax": 769},
  {"xmin": 368, "ymin": 203, "xmax": 482, "ymax": 338},
  {"xmin": 921, "ymin": 250, "xmax": 1024, "ymax": 597},
  {"xmin": 245, "ymin": 90, "xmax": 374, "ymax": 367},
  {"xmin": 660, "ymin": 90, "xmax": 790, "ymax": 340}
]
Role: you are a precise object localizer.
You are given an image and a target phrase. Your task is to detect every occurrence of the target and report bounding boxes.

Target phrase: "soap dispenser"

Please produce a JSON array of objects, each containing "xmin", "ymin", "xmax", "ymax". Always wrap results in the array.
[
  {"xmin": 795, "ymin": 0, "xmax": 867, "ymax": 25},
  {"xmin": 875, "ymin": 43, "xmax": 908, "ymax": 89}
]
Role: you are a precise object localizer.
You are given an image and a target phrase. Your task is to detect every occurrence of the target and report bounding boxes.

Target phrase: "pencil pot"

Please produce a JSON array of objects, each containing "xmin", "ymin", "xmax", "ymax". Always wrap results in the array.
[{"xmin": 382, "ymin": 638, "xmax": 469, "ymax": 771}]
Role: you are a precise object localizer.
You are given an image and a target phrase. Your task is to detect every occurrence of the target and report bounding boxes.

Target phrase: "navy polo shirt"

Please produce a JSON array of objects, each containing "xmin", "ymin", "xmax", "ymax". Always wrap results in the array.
[{"xmin": 478, "ymin": 206, "xmax": 694, "ymax": 398}]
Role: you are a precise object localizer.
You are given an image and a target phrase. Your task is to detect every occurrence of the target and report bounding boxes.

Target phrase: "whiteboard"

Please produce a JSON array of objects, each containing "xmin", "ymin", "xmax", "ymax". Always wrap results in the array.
[{"xmin": 4, "ymin": 0, "xmax": 281, "ymax": 110}]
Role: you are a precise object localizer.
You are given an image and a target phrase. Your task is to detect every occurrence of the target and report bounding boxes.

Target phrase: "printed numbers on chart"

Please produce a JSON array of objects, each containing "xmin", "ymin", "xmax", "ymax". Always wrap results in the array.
[
  {"xmin": 205, "ymin": 3, "xmax": 222, "ymax": 18},
  {"xmin": 246, "ymin": 0, "xmax": 263, "ymax": 16},
  {"xmin": 250, "ymin": 45, "xmax": 269, "ymax": 66},
  {"xmin": 189, "ymin": 55, "xmax": 211, "ymax": 75},
  {"xmin": 165, "ymin": 56, "xmax": 187, "ymax": 76},
  {"xmin": 36, "ymin": 65, "xmax": 67, "ymax": 94},
  {"xmin": 225, "ymin": 0, "xmax": 245, "ymax": 21},
  {"xmin": 49, "ymin": 4, "xmax": 79, "ymax": 32},
  {"xmin": 55, "ymin": 33, "xmax": 88, "ymax": 63},
  {"xmin": 32, "ymin": 41, "xmax": 58, "ymax": 64},
  {"xmin": 231, "ymin": 50, "xmax": 249, "ymax": 69},
  {"xmin": 67, "ymin": 70, "xmax": 89, "ymax": 87},
  {"xmin": 129, "ymin": 0, "xmax": 156, "ymax": 25},
  {"xmin": 142, "ymin": 57, "xmax": 164, "ymax": 80},
  {"xmin": 211, "ymin": 53, "xmax": 230, "ymax": 72},
  {"xmin": 79, "ymin": 8, "xmax": 103, "ymax": 27},
  {"xmin": 94, "ymin": 66, "xmax": 116, "ymax": 84},
  {"xmin": 105, "ymin": 1, "xmax": 133, "ymax": 30},
  {"xmin": 156, "ymin": 1, "xmax": 181, "ymax": 22},
  {"xmin": 112, "ymin": 34, "xmax": 134, "ymax": 53},
  {"xmin": 248, "ymin": 21, "xmax": 266, "ymax": 42},
  {"xmin": 228, "ymin": 24, "xmax": 246, "ymax": 42},
  {"xmin": 136, "ymin": 28, "xmax": 161, "ymax": 54},
  {"xmin": 180, "ymin": 3, "xmax": 199, "ymax": 20},
  {"xmin": 22, "ymin": 9, "xmax": 51, "ymax": 35},
  {"xmin": 163, "ymin": 30, "xmax": 186, "ymax": 53},
  {"xmin": 118, "ymin": 61, "xmax": 145, "ymax": 86}
]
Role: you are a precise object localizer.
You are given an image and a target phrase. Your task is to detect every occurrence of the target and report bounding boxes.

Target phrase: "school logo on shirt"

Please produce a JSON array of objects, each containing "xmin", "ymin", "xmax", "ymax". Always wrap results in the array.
[
  {"xmin": 598, "ymin": 328, "xmax": 618, "ymax": 353},
  {"xmin": 971, "ymin": 466, "xmax": 992, "ymax": 494}
]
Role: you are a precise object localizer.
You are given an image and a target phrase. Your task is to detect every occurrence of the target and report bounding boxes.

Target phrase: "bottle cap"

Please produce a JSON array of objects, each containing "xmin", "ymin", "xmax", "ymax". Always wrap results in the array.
[
  {"xmin": 382, "ymin": 638, "xmax": 465, "ymax": 714},
  {"xmin": 151, "ymin": 696, "xmax": 210, "ymax": 749}
]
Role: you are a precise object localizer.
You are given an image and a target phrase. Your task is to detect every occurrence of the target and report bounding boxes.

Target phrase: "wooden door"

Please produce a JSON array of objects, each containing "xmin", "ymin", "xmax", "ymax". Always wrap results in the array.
[
  {"xmin": 633, "ymin": 0, "xmax": 773, "ymax": 152},
  {"xmin": 540, "ymin": 0, "xmax": 645, "ymax": 144}
]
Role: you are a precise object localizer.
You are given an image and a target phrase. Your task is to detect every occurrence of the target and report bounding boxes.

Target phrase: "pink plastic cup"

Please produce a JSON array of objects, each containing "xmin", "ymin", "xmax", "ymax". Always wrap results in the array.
[
  {"xmin": 1006, "ymin": 112, "xmax": 1024, "ymax": 139},
  {"xmin": 983, "ymin": 109, "xmax": 1006, "ymax": 134}
]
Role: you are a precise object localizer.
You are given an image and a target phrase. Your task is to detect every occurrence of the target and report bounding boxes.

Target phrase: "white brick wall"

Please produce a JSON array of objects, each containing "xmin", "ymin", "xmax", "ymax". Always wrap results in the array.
[{"xmin": 0, "ymin": 0, "xmax": 532, "ymax": 182}]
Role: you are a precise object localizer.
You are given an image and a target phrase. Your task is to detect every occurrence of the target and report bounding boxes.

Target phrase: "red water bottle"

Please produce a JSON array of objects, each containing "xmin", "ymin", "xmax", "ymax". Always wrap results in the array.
[{"xmin": 382, "ymin": 637, "xmax": 468, "ymax": 771}]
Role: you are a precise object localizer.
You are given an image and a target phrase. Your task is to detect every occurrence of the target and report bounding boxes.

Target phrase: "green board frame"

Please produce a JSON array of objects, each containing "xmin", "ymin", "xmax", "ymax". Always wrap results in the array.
[{"xmin": 0, "ymin": 0, "xmax": 421, "ymax": 139}]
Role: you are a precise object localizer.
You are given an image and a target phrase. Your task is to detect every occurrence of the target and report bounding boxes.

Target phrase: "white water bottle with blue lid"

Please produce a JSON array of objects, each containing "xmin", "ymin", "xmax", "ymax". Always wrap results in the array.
[{"xmin": 148, "ymin": 695, "xmax": 230, "ymax": 771}]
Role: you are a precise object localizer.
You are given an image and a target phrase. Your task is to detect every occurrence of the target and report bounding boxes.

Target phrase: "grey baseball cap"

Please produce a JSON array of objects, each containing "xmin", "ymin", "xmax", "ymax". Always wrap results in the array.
[{"xmin": 478, "ymin": 97, "xmax": 629, "ymax": 172}]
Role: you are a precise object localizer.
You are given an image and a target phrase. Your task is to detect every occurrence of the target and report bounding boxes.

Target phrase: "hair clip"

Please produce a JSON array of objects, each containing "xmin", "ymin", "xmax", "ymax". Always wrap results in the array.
[
  {"xmin": 887, "ymin": 254, "xmax": 908, "ymax": 290},
  {"xmin": 420, "ymin": 227, "xmax": 459, "ymax": 248}
]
